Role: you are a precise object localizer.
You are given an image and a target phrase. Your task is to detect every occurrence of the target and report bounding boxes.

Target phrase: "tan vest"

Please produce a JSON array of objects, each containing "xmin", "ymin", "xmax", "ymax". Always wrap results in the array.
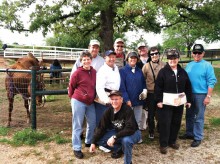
[{"xmin": 142, "ymin": 61, "xmax": 166, "ymax": 93}]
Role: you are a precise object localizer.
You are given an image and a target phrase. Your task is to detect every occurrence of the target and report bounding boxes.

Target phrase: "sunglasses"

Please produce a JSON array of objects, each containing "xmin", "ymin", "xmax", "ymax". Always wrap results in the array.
[
  {"xmin": 116, "ymin": 45, "xmax": 124, "ymax": 48},
  {"xmin": 193, "ymin": 52, "xmax": 202, "ymax": 55},
  {"xmin": 150, "ymin": 52, "xmax": 159, "ymax": 56}
]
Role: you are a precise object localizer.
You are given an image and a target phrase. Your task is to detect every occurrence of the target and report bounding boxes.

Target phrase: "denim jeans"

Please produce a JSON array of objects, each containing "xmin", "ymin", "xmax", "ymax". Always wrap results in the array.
[
  {"xmin": 132, "ymin": 105, "xmax": 143, "ymax": 129},
  {"xmin": 97, "ymin": 129, "xmax": 141, "ymax": 164},
  {"xmin": 186, "ymin": 94, "xmax": 206, "ymax": 140},
  {"xmin": 95, "ymin": 102, "xmax": 109, "ymax": 126},
  {"xmin": 71, "ymin": 98, "xmax": 96, "ymax": 151}
]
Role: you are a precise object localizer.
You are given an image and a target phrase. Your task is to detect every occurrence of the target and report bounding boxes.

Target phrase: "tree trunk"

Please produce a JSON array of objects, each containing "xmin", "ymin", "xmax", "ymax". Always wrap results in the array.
[{"xmin": 99, "ymin": 5, "xmax": 115, "ymax": 51}]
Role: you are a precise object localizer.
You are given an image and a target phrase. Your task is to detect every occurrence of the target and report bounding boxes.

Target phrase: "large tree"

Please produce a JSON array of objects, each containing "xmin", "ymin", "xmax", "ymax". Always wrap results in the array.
[{"xmin": 0, "ymin": 0, "xmax": 219, "ymax": 50}]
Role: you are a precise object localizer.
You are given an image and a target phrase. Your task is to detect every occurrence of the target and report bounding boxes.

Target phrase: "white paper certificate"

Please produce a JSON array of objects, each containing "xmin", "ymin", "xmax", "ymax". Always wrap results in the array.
[{"xmin": 163, "ymin": 92, "xmax": 187, "ymax": 106}]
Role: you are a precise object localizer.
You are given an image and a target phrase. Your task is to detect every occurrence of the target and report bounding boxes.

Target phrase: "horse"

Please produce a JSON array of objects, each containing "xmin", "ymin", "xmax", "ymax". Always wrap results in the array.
[{"xmin": 5, "ymin": 53, "xmax": 44, "ymax": 127}]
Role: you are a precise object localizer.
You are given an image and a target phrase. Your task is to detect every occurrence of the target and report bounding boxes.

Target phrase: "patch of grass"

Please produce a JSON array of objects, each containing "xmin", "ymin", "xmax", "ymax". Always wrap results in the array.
[
  {"xmin": 45, "ymin": 95, "xmax": 56, "ymax": 102},
  {"xmin": 0, "ymin": 126, "xmax": 10, "ymax": 136},
  {"xmin": 10, "ymin": 128, "xmax": 48, "ymax": 146},
  {"xmin": 214, "ymin": 67, "xmax": 220, "ymax": 94},
  {"xmin": 49, "ymin": 134, "xmax": 71, "ymax": 144},
  {"xmin": 209, "ymin": 117, "xmax": 220, "ymax": 127}
]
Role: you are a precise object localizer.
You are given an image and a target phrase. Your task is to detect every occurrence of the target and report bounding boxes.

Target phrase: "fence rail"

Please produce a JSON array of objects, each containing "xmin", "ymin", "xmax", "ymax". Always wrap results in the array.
[{"xmin": 3, "ymin": 45, "xmax": 87, "ymax": 61}]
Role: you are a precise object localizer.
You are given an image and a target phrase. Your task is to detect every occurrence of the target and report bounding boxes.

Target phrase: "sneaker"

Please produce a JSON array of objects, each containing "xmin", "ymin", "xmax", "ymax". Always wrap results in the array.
[
  {"xmin": 191, "ymin": 140, "xmax": 201, "ymax": 147},
  {"xmin": 73, "ymin": 150, "xmax": 84, "ymax": 159},
  {"xmin": 179, "ymin": 134, "xmax": 194, "ymax": 140},
  {"xmin": 138, "ymin": 138, "xmax": 143, "ymax": 144},
  {"xmin": 149, "ymin": 133, "xmax": 154, "ymax": 139},
  {"xmin": 111, "ymin": 148, "xmax": 123, "ymax": 159},
  {"xmin": 85, "ymin": 143, "xmax": 91, "ymax": 147},
  {"xmin": 169, "ymin": 143, "xmax": 180, "ymax": 150},
  {"xmin": 99, "ymin": 146, "xmax": 111, "ymax": 153},
  {"xmin": 160, "ymin": 147, "xmax": 168, "ymax": 154}
]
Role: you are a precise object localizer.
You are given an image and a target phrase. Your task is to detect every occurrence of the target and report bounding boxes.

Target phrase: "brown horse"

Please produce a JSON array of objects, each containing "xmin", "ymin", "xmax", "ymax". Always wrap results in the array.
[{"xmin": 5, "ymin": 53, "xmax": 44, "ymax": 127}]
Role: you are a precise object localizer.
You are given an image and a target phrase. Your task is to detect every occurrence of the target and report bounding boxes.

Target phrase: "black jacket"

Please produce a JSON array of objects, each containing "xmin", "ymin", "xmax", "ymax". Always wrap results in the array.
[
  {"xmin": 92, "ymin": 103, "xmax": 139, "ymax": 144},
  {"xmin": 154, "ymin": 63, "xmax": 192, "ymax": 103}
]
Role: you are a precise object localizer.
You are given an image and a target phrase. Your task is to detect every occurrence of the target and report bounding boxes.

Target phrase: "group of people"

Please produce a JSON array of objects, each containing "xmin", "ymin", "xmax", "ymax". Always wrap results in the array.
[{"xmin": 68, "ymin": 39, "xmax": 217, "ymax": 164}]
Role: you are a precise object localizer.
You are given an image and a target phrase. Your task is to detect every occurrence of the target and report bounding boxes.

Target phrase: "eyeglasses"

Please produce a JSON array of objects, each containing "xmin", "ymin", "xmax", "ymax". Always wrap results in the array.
[
  {"xmin": 150, "ymin": 52, "xmax": 159, "ymax": 56},
  {"xmin": 116, "ymin": 45, "xmax": 124, "ymax": 48},
  {"xmin": 193, "ymin": 52, "xmax": 202, "ymax": 55}
]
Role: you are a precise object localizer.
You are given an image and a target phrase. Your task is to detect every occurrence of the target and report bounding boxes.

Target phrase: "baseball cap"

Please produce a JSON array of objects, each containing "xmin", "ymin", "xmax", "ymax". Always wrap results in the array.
[
  {"xmin": 89, "ymin": 39, "xmax": 100, "ymax": 46},
  {"xmin": 137, "ymin": 42, "xmax": 146, "ymax": 49},
  {"xmin": 166, "ymin": 48, "xmax": 180, "ymax": 59},
  {"xmin": 108, "ymin": 90, "xmax": 122, "ymax": 97},
  {"xmin": 114, "ymin": 38, "xmax": 124, "ymax": 45},
  {"xmin": 105, "ymin": 50, "xmax": 116, "ymax": 56},
  {"xmin": 126, "ymin": 51, "xmax": 140, "ymax": 61},
  {"xmin": 192, "ymin": 44, "xmax": 204, "ymax": 53}
]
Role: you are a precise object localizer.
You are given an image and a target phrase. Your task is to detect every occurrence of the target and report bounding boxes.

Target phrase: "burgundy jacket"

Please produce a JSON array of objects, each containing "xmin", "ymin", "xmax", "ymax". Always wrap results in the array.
[{"xmin": 68, "ymin": 66, "xmax": 96, "ymax": 105}]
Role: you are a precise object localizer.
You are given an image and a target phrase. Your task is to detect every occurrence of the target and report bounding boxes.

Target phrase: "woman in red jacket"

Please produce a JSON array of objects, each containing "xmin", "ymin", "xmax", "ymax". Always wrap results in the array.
[{"xmin": 68, "ymin": 51, "xmax": 96, "ymax": 159}]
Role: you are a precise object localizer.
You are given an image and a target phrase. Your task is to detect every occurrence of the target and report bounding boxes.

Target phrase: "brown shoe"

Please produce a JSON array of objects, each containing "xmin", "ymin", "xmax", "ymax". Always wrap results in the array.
[
  {"xmin": 160, "ymin": 147, "xmax": 168, "ymax": 154},
  {"xmin": 169, "ymin": 143, "xmax": 180, "ymax": 150}
]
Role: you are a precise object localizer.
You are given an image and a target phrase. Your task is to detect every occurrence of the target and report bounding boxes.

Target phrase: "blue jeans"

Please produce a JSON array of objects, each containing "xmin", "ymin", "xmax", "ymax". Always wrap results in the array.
[
  {"xmin": 186, "ymin": 94, "xmax": 206, "ymax": 140},
  {"xmin": 97, "ymin": 129, "xmax": 141, "ymax": 164},
  {"xmin": 95, "ymin": 102, "xmax": 109, "ymax": 126},
  {"xmin": 71, "ymin": 98, "xmax": 96, "ymax": 151},
  {"xmin": 132, "ymin": 105, "xmax": 143, "ymax": 129}
]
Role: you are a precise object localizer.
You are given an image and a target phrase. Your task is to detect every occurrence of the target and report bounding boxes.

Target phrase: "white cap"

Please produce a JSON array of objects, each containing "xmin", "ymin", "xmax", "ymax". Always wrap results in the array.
[
  {"xmin": 137, "ymin": 42, "xmax": 146, "ymax": 49},
  {"xmin": 89, "ymin": 39, "xmax": 100, "ymax": 46},
  {"xmin": 114, "ymin": 38, "xmax": 124, "ymax": 45}
]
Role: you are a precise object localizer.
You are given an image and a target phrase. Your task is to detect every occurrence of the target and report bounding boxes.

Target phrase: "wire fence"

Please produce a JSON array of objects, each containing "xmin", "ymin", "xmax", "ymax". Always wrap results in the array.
[{"xmin": 0, "ymin": 70, "xmax": 72, "ymax": 131}]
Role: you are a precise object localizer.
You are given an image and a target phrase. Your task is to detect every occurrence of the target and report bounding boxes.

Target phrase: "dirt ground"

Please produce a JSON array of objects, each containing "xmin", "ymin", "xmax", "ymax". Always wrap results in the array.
[{"xmin": 0, "ymin": 57, "xmax": 220, "ymax": 164}]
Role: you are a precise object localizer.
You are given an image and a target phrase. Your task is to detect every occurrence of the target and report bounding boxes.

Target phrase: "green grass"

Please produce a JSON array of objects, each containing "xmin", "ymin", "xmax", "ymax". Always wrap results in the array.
[
  {"xmin": 0, "ymin": 127, "xmax": 10, "ymax": 136},
  {"xmin": 214, "ymin": 67, "xmax": 220, "ymax": 94},
  {"xmin": 0, "ymin": 128, "xmax": 70, "ymax": 146},
  {"xmin": 209, "ymin": 118, "xmax": 220, "ymax": 127}
]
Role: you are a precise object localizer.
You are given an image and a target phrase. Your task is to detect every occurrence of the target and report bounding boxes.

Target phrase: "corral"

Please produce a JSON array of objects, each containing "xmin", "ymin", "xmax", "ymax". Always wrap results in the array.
[{"xmin": 0, "ymin": 57, "xmax": 220, "ymax": 163}]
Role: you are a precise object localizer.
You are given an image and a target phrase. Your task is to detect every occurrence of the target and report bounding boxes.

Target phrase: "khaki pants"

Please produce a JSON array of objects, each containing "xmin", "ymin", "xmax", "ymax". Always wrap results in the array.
[{"xmin": 140, "ymin": 108, "xmax": 148, "ymax": 130}]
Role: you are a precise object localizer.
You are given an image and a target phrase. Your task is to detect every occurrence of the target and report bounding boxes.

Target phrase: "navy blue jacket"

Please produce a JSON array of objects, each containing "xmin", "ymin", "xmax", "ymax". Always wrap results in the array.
[{"xmin": 119, "ymin": 64, "xmax": 146, "ymax": 106}]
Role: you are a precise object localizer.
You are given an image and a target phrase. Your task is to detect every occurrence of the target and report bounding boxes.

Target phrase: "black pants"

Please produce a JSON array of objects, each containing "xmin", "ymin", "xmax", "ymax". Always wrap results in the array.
[
  {"xmin": 157, "ymin": 105, "xmax": 184, "ymax": 147},
  {"xmin": 146, "ymin": 93, "xmax": 157, "ymax": 134}
]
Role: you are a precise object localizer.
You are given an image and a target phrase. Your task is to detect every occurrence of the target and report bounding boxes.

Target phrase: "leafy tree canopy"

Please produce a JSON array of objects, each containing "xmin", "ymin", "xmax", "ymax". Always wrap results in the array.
[{"xmin": 0, "ymin": 0, "xmax": 219, "ymax": 50}]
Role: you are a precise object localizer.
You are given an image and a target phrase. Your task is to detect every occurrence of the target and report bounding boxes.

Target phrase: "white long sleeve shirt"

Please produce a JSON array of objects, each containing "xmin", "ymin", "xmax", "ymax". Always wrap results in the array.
[{"xmin": 96, "ymin": 63, "xmax": 121, "ymax": 104}]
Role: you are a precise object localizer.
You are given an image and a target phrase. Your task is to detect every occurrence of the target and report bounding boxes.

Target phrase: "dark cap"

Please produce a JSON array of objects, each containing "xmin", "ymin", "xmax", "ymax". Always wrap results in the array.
[
  {"xmin": 108, "ymin": 90, "xmax": 122, "ymax": 97},
  {"xmin": 126, "ymin": 51, "xmax": 140, "ymax": 61},
  {"xmin": 105, "ymin": 50, "xmax": 116, "ymax": 56},
  {"xmin": 192, "ymin": 44, "xmax": 204, "ymax": 53},
  {"xmin": 166, "ymin": 48, "xmax": 180, "ymax": 59}
]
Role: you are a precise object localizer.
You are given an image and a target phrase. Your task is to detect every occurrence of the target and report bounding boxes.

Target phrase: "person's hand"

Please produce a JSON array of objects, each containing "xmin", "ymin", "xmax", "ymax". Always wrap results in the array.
[
  {"xmin": 89, "ymin": 144, "xmax": 96, "ymax": 153},
  {"xmin": 157, "ymin": 102, "xmax": 163, "ymax": 108},
  {"xmin": 185, "ymin": 103, "xmax": 191, "ymax": 109},
  {"xmin": 204, "ymin": 96, "xmax": 211, "ymax": 105},
  {"xmin": 139, "ymin": 89, "xmax": 148, "ymax": 100},
  {"xmin": 126, "ymin": 101, "xmax": 132, "ymax": 107},
  {"xmin": 107, "ymin": 136, "xmax": 115, "ymax": 147}
]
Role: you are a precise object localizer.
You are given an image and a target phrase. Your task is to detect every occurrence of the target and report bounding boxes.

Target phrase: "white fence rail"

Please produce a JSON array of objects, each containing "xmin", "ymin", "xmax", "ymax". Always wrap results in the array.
[{"xmin": 3, "ymin": 45, "xmax": 87, "ymax": 61}]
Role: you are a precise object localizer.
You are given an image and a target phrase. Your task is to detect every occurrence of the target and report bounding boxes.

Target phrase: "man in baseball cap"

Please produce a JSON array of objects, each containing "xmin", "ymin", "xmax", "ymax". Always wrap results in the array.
[
  {"xmin": 114, "ymin": 38, "xmax": 126, "ymax": 69},
  {"xmin": 70, "ymin": 39, "xmax": 104, "ymax": 75},
  {"xmin": 90, "ymin": 90, "xmax": 141, "ymax": 164},
  {"xmin": 136, "ymin": 42, "xmax": 149, "ymax": 69}
]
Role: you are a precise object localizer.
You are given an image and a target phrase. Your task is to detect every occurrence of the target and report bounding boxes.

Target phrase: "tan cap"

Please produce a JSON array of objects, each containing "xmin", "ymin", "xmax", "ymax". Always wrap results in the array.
[
  {"xmin": 114, "ymin": 38, "xmax": 124, "ymax": 45},
  {"xmin": 137, "ymin": 42, "xmax": 146, "ymax": 49},
  {"xmin": 89, "ymin": 39, "xmax": 100, "ymax": 46}
]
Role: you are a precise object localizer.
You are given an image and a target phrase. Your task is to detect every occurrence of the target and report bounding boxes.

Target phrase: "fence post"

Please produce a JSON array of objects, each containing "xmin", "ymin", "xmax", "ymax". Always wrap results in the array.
[{"xmin": 31, "ymin": 67, "xmax": 37, "ymax": 130}]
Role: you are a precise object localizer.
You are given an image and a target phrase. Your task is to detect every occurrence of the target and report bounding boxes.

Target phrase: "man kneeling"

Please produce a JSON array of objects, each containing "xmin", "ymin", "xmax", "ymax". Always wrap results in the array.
[{"xmin": 90, "ymin": 90, "xmax": 141, "ymax": 164}]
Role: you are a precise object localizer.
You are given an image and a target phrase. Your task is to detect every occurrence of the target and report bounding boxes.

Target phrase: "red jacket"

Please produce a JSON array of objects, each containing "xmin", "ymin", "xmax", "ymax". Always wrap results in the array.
[{"xmin": 68, "ymin": 66, "xmax": 96, "ymax": 105}]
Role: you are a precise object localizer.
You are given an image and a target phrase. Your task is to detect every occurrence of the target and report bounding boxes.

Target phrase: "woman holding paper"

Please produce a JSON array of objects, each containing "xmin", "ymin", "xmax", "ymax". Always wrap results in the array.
[{"xmin": 154, "ymin": 48, "xmax": 192, "ymax": 154}]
